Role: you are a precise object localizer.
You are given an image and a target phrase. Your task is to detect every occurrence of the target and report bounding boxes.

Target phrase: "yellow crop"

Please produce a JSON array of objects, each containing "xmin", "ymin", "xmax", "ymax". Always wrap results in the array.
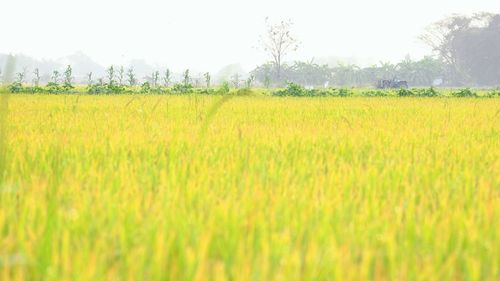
[{"xmin": 0, "ymin": 94, "xmax": 498, "ymax": 280}]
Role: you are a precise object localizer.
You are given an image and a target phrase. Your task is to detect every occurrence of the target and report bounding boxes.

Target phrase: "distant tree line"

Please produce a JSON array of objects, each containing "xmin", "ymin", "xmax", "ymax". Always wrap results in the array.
[
  {"xmin": 251, "ymin": 56, "xmax": 445, "ymax": 87},
  {"xmin": 254, "ymin": 13, "xmax": 500, "ymax": 87}
]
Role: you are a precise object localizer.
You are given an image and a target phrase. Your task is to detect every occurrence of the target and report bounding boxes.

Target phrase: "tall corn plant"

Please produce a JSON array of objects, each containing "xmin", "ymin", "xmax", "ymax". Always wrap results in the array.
[
  {"xmin": 204, "ymin": 72, "xmax": 211, "ymax": 89},
  {"xmin": 152, "ymin": 71, "xmax": 160, "ymax": 88},
  {"xmin": 127, "ymin": 68, "xmax": 137, "ymax": 86},
  {"xmin": 118, "ymin": 66, "xmax": 125, "ymax": 85},
  {"xmin": 63, "ymin": 65, "xmax": 74, "ymax": 90},
  {"xmin": 163, "ymin": 69, "xmax": 171, "ymax": 87},
  {"xmin": 107, "ymin": 66, "xmax": 115, "ymax": 86},
  {"xmin": 183, "ymin": 69, "xmax": 191, "ymax": 86},
  {"xmin": 33, "ymin": 68, "xmax": 41, "ymax": 87}
]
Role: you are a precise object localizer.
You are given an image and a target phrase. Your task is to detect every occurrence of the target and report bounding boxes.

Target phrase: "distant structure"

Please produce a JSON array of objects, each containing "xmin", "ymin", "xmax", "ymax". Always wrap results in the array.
[{"xmin": 377, "ymin": 79, "xmax": 409, "ymax": 89}]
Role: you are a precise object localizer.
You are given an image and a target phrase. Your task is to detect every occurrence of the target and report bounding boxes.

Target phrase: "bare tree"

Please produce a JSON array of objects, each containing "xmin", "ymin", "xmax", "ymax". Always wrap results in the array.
[{"xmin": 259, "ymin": 18, "xmax": 300, "ymax": 82}]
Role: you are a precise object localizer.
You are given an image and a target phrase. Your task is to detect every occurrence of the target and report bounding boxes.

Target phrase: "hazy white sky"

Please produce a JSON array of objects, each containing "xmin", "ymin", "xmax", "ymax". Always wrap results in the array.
[{"xmin": 1, "ymin": 0, "xmax": 499, "ymax": 72}]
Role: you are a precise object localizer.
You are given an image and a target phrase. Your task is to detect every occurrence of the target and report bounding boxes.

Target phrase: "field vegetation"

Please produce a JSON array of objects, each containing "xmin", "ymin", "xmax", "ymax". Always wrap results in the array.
[
  {"xmin": 3, "ymin": 70, "xmax": 500, "ymax": 98},
  {"xmin": 0, "ymin": 92, "xmax": 498, "ymax": 280}
]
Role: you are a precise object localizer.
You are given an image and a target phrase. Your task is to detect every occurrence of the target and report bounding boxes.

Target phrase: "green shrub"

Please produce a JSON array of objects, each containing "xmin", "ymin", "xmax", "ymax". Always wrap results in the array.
[
  {"xmin": 273, "ymin": 83, "xmax": 353, "ymax": 97},
  {"xmin": 217, "ymin": 81, "xmax": 230, "ymax": 95},
  {"xmin": 46, "ymin": 82, "xmax": 62, "ymax": 94},
  {"xmin": 87, "ymin": 84, "xmax": 109, "ymax": 94},
  {"xmin": 272, "ymin": 82, "xmax": 306, "ymax": 97},
  {"xmin": 30, "ymin": 86, "xmax": 45, "ymax": 93},
  {"xmin": 272, "ymin": 82, "xmax": 309, "ymax": 96},
  {"xmin": 452, "ymin": 88, "xmax": 476, "ymax": 97},
  {"xmin": 196, "ymin": 88, "xmax": 216, "ymax": 95},
  {"xmin": 236, "ymin": 88, "xmax": 254, "ymax": 96},
  {"xmin": 172, "ymin": 83, "xmax": 193, "ymax": 94},
  {"xmin": 337, "ymin": 88, "xmax": 352, "ymax": 97},
  {"xmin": 415, "ymin": 87, "xmax": 439, "ymax": 97},
  {"xmin": 8, "ymin": 82, "xmax": 24, "ymax": 93},
  {"xmin": 108, "ymin": 84, "xmax": 126, "ymax": 94},
  {"xmin": 308, "ymin": 89, "xmax": 330, "ymax": 97},
  {"xmin": 360, "ymin": 90, "xmax": 388, "ymax": 97},
  {"xmin": 9, "ymin": 72, "xmax": 26, "ymax": 93},
  {"xmin": 141, "ymin": 82, "xmax": 152, "ymax": 93},
  {"xmin": 397, "ymin": 88, "xmax": 414, "ymax": 97},
  {"xmin": 487, "ymin": 90, "xmax": 500, "ymax": 97}
]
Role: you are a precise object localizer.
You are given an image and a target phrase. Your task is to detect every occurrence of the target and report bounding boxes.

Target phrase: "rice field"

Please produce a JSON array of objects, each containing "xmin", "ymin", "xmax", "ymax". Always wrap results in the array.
[{"xmin": 0, "ymin": 94, "xmax": 499, "ymax": 280}]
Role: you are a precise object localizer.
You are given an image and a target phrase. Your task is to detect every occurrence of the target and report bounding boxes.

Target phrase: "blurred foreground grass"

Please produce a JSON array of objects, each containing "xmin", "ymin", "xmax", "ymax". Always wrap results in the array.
[{"xmin": 0, "ymin": 94, "xmax": 498, "ymax": 280}]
